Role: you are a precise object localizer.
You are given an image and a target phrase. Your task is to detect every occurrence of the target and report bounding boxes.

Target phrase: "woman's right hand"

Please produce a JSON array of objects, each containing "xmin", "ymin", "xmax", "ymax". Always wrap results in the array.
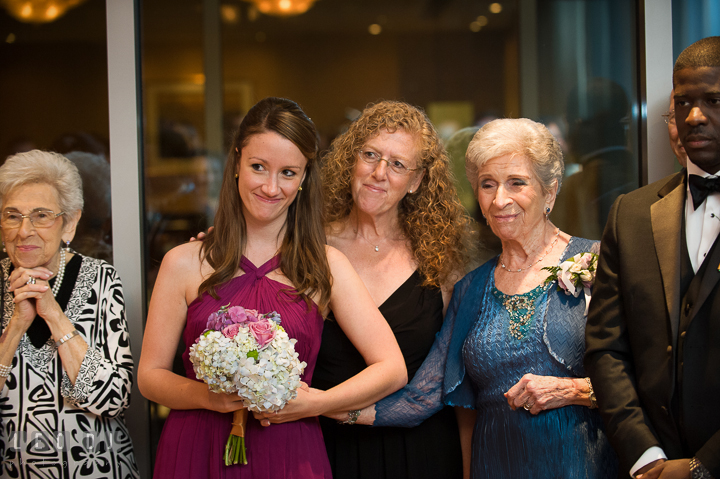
[
  {"xmin": 189, "ymin": 226, "xmax": 214, "ymax": 242},
  {"xmin": 206, "ymin": 389, "xmax": 247, "ymax": 414},
  {"xmin": 7, "ymin": 266, "xmax": 52, "ymax": 329}
]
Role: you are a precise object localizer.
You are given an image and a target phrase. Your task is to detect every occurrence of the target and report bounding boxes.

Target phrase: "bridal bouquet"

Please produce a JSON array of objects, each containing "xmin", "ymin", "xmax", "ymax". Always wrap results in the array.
[{"xmin": 189, "ymin": 304, "xmax": 306, "ymax": 466}]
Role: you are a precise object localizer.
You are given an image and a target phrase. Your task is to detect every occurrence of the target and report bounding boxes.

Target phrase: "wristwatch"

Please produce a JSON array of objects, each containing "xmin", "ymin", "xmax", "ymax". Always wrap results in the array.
[
  {"xmin": 585, "ymin": 377, "xmax": 598, "ymax": 409},
  {"xmin": 690, "ymin": 457, "xmax": 714, "ymax": 479}
]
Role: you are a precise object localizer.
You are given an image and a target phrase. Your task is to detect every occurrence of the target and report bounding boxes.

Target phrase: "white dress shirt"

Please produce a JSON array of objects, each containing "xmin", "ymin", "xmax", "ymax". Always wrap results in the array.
[
  {"xmin": 629, "ymin": 159, "xmax": 720, "ymax": 476},
  {"xmin": 685, "ymin": 159, "xmax": 720, "ymax": 273}
]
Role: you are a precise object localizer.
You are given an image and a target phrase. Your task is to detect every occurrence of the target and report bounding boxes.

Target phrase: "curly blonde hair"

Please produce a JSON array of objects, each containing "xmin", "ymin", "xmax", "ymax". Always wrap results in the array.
[{"xmin": 322, "ymin": 100, "xmax": 476, "ymax": 288}]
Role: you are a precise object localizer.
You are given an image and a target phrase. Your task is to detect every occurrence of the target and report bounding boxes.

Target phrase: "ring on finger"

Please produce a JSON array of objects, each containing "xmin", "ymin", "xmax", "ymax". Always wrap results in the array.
[
  {"xmin": 26, "ymin": 277, "xmax": 36, "ymax": 285},
  {"xmin": 523, "ymin": 402, "xmax": 533, "ymax": 411}
]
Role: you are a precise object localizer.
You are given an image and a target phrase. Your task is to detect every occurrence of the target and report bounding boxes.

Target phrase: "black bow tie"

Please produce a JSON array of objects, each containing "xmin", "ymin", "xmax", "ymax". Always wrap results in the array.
[{"xmin": 689, "ymin": 174, "xmax": 720, "ymax": 210}]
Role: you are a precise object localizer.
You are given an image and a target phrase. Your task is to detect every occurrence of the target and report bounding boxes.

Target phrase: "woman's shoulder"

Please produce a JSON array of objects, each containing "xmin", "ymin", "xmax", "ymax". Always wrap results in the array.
[
  {"xmin": 160, "ymin": 241, "xmax": 207, "ymax": 274},
  {"xmin": 566, "ymin": 236, "xmax": 600, "ymax": 256},
  {"xmin": 449, "ymin": 258, "xmax": 496, "ymax": 302},
  {"xmin": 324, "ymin": 244, "xmax": 351, "ymax": 270}
]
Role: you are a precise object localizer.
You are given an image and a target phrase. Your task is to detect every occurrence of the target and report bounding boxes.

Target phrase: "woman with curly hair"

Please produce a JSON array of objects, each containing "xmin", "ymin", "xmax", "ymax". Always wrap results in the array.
[{"xmin": 311, "ymin": 100, "xmax": 476, "ymax": 479}]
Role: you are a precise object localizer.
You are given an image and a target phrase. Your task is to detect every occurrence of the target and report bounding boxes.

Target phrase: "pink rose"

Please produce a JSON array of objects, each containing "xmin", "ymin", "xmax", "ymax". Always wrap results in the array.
[
  {"xmin": 248, "ymin": 319, "xmax": 277, "ymax": 349},
  {"xmin": 222, "ymin": 323, "xmax": 241, "ymax": 338},
  {"xmin": 228, "ymin": 306, "xmax": 260, "ymax": 324}
]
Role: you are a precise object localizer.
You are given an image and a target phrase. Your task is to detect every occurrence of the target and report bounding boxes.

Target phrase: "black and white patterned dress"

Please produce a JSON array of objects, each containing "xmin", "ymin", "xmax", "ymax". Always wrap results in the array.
[{"xmin": 0, "ymin": 255, "xmax": 139, "ymax": 478}]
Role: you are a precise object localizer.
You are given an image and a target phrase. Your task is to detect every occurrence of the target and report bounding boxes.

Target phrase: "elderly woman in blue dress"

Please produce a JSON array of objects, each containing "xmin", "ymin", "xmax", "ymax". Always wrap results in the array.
[{"xmin": 329, "ymin": 118, "xmax": 618, "ymax": 478}]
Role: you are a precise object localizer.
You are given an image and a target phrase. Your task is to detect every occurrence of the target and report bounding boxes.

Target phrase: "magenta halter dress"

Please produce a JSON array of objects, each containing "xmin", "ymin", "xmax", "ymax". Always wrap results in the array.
[{"xmin": 153, "ymin": 256, "xmax": 332, "ymax": 478}]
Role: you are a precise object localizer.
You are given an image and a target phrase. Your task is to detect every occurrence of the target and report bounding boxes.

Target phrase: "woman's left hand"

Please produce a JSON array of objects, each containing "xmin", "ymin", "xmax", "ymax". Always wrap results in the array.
[
  {"xmin": 253, "ymin": 385, "xmax": 322, "ymax": 426},
  {"xmin": 504, "ymin": 373, "xmax": 582, "ymax": 415}
]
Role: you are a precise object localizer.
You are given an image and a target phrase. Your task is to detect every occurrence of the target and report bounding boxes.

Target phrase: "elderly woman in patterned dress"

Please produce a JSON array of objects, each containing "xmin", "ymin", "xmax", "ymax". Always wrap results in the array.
[{"xmin": 0, "ymin": 150, "xmax": 138, "ymax": 478}]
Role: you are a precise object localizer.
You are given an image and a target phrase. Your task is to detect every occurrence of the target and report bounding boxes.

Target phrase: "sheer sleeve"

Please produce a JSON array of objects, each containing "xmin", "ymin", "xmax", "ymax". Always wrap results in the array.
[
  {"xmin": 374, "ymin": 265, "xmax": 488, "ymax": 427},
  {"xmin": 60, "ymin": 261, "xmax": 134, "ymax": 418}
]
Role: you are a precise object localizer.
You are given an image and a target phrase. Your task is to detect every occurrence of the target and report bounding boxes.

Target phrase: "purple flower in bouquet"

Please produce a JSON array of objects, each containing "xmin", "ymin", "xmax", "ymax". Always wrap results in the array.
[
  {"xmin": 228, "ymin": 306, "xmax": 259, "ymax": 324},
  {"xmin": 248, "ymin": 318, "xmax": 277, "ymax": 349},
  {"xmin": 264, "ymin": 311, "xmax": 281, "ymax": 326},
  {"xmin": 206, "ymin": 311, "xmax": 227, "ymax": 332}
]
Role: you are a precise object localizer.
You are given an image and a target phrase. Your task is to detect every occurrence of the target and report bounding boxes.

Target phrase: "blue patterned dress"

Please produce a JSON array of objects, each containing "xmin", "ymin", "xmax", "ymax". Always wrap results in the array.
[{"xmin": 375, "ymin": 237, "xmax": 618, "ymax": 478}]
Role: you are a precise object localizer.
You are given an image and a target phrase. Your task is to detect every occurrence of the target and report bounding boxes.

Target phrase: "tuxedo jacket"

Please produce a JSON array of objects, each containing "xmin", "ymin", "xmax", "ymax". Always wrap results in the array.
[{"xmin": 585, "ymin": 171, "xmax": 720, "ymax": 476}]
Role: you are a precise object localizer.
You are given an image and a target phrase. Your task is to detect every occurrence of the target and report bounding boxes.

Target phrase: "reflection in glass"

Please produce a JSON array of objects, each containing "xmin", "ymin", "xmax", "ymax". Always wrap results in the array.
[{"xmin": 0, "ymin": 1, "xmax": 111, "ymax": 262}]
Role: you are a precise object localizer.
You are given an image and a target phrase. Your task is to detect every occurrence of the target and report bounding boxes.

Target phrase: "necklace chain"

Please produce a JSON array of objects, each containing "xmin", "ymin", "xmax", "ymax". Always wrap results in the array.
[
  {"xmin": 51, "ymin": 248, "xmax": 66, "ymax": 297},
  {"xmin": 499, "ymin": 228, "xmax": 560, "ymax": 273},
  {"xmin": 356, "ymin": 232, "xmax": 380, "ymax": 252}
]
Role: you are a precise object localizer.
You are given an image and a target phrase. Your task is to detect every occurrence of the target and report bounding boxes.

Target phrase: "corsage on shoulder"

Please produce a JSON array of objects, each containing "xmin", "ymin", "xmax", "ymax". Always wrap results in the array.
[{"xmin": 543, "ymin": 252, "xmax": 598, "ymax": 314}]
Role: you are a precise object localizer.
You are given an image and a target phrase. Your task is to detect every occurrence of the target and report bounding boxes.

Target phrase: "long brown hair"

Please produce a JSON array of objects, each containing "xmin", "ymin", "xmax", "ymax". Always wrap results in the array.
[
  {"xmin": 199, "ymin": 97, "xmax": 332, "ymax": 310},
  {"xmin": 322, "ymin": 101, "xmax": 476, "ymax": 288}
]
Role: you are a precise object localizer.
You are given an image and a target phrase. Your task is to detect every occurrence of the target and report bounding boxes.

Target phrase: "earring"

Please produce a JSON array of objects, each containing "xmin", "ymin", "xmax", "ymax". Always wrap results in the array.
[
  {"xmin": 298, "ymin": 186, "xmax": 303, "ymax": 191},
  {"xmin": 64, "ymin": 240, "xmax": 71, "ymax": 253},
  {"xmin": 408, "ymin": 189, "xmax": 413, "ymax": 194},
  {"xmin": 545, "ymin": 207, "xmax": 551, "ymax": 221},
  {"xmin": 235, "ymin": 173, "xmax": 239, "ymax": 178},
  {"xmin": 2, "ymin": 242, "xmax": 5, "ymax": 253}
]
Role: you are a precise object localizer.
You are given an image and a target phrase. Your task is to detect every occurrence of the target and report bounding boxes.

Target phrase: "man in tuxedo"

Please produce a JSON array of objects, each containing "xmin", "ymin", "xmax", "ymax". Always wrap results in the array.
[{"xmin": 585, "ymin": 36, "xmax": 720, "ymax": 479}]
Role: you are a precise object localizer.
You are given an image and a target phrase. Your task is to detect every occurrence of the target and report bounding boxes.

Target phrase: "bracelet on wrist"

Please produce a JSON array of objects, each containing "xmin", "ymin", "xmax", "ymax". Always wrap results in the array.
[
  {"xmin": 0, "ymin": 363, "xmax": 12, "ymax": 379},
  {"xmin": 338, "ymin": 409, "xmax": 361, "ymax": 425},
  {"xmin": 585, "ymin": 377, "xmax": 598, "ymax": 409},
  {"xmin": 54, "ymin": 330, "xmax": 80, "ymax": 348}
]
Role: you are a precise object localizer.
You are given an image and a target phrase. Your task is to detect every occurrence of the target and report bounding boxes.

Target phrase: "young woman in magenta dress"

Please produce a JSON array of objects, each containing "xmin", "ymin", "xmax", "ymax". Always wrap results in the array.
[{"xmin": 138, "ymin": 97, "xmax": 407, "ymax": 479}]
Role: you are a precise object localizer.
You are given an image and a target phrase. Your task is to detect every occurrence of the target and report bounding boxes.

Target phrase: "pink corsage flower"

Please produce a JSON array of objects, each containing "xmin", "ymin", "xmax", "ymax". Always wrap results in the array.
[{"xmin": 543, "ymin": 252, "xmax": 599, "ymax": 315}]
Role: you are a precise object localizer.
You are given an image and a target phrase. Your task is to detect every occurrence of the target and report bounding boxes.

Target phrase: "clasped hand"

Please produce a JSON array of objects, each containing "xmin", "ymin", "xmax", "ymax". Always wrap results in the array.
[
  {"xmin": 253, "ymin": 382, "xmax": 318, "ymax": 426},
  {"xmin": 7, "ymin": 266, "xmax": 63, "ymax": 329},
  {"xmin": 636, "ymin": 459, "xmax": 690, "ymax": 479},
  {"xmin": 504, "ymin": 373, "xmax": 579, "ymax": 415}
]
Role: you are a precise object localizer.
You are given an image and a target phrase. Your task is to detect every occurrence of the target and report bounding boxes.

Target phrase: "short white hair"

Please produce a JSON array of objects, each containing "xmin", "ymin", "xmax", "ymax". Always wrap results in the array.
[
  {"xmin": 0, "ymin": 150, "xmax": 84, "ymax": 222},
  {"xmin": 465, "ymin": 118, "xmax": 564, "ymax": 195}
]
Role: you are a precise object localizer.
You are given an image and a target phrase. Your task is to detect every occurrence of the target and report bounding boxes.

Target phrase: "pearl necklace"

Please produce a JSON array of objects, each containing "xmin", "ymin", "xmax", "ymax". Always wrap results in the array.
[
  {"xmin": 52, "ymin": 248, "xmax": 66, "ymax": 297},
  {"xmin": 499, "ymin": 228, "xmax": 560, "ymax": 273}
]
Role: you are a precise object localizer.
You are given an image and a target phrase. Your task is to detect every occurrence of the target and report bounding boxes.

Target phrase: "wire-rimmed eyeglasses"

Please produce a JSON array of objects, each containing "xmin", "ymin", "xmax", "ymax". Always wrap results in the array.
[
  {"xmin": 0, "ymin": 209, "xmax": 65, "ymax": 229},
  {"xmin": 661, "ymin": 110, "xmax": 676, "ymax": 125},
  {"xmin": 356, "ymin": 149, "xmax": 421, "ymax": 176}
]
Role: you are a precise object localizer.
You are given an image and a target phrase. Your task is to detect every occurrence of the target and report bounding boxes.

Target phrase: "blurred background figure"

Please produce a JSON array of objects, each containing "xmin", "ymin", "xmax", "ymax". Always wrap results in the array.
[
  {"xmin": 554, "ymin": 77, "xmax": 637, "ymax": 240},
  {"xmin": 445, "ymin": 126, "xmax": 501, "ymax": 264},
  {"xmin": 64, "ymin": 151, "xmax": 113, "ymax": 263}
]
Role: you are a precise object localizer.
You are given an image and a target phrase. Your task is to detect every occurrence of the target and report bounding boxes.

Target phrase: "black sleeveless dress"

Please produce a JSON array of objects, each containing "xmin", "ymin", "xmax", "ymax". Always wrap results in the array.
[{"xmin": 313, "ymin": 271, "xmax": 463, "ymax": 479}]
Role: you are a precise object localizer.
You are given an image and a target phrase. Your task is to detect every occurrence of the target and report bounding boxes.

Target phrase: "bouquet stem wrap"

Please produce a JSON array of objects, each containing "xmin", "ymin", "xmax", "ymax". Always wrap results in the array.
[{"xmin": 225, "ymin": 409, "xmax": 248, "ymax": 465}]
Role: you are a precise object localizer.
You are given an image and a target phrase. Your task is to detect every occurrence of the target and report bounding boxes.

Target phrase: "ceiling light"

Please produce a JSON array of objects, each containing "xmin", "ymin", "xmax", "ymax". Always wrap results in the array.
[
  {"xmin": 244, "ymin": 0, "xmax": 317, "ymax": 17},
  {"xmin": 0, "ymin": 0, "xmax": 88, "ymax": 23}
]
